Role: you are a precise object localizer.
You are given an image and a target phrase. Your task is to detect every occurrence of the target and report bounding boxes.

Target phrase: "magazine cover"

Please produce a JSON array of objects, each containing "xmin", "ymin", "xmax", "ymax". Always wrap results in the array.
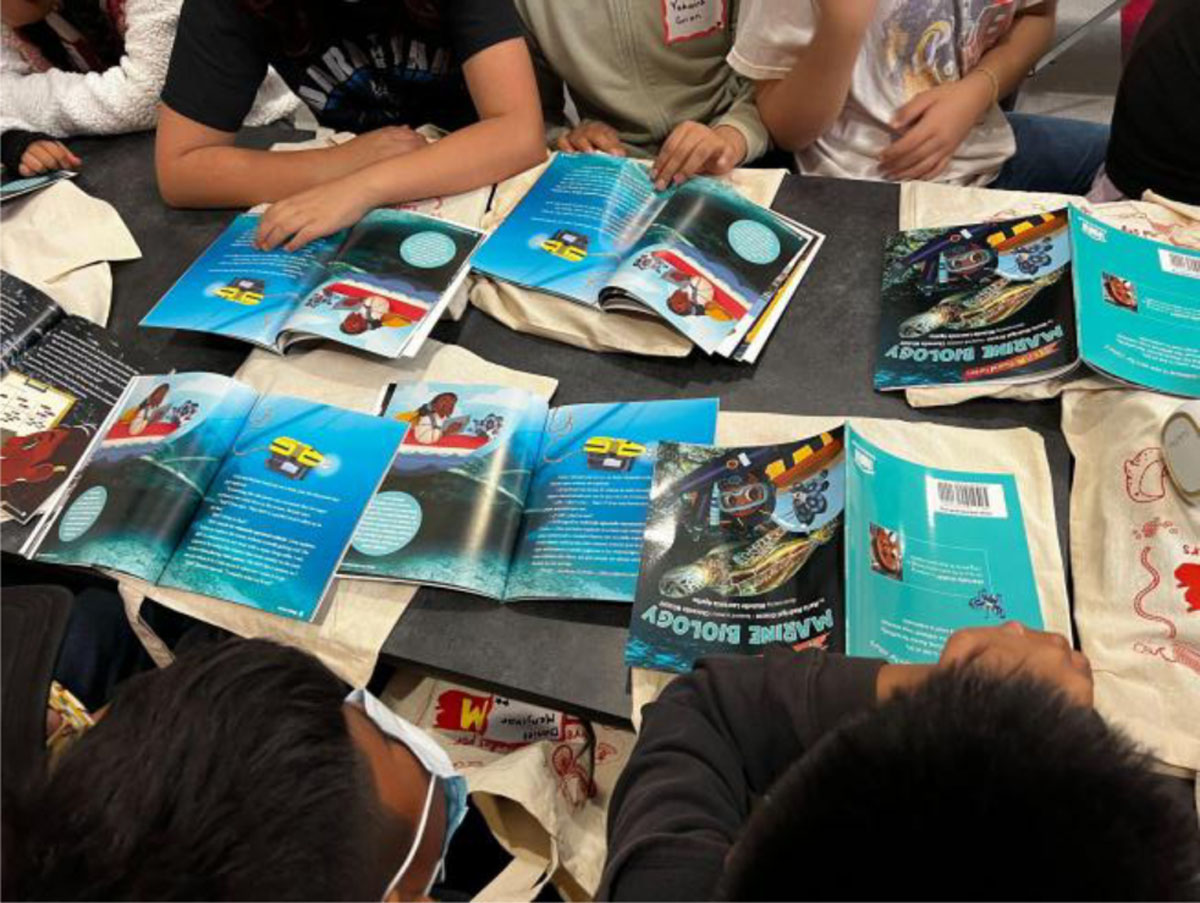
[
  {"xmin": 33, "ymin": 373, "xmax": 258, "ymax": 579},
  {"xmin": 158, "ymin": 394, "xmax": 404, "ymax": 621},
  {"xmin": 626, "ymin": 429, "xmax": 845, "ymax": 672},
  {"xmin": 343, "ymin": 382, "xmax": 550, "ymax": 597},
  {"xmin": 603, "ymin": 179, "xmax": 812, "ymax": 355},
  {"xmin": 843, "ymin": 427, "xmax": 1044, "ymax": 661},
  {"xmin": 504, "ymin": 397, "xmax": 720, "ymax": 603},
  {"xmin": 874, "ymin": 210, "xmax": 1077, "ymax": 390},
  {"xmin": 1071, "ymin": 207, "xmax": 1200, "ymax": 398}
]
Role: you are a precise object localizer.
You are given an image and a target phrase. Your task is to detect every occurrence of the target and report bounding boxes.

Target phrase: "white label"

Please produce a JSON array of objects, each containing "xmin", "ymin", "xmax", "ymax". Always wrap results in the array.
[
  {"xmin": 1158, "ymin": 249, "xmax": 1200, "ymax": 280},
  {"xmin": 662, "ymin": 0, "xmax": 725, "ymax": 44},
  {"xmin": 926, "ymin": 477, "xmax": 1008, "ymax": 518}
]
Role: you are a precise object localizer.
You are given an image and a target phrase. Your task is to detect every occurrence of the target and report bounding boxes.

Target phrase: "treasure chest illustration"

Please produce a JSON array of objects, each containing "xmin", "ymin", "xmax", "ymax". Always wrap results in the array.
[
  {"xmin": 540, "ymin": 229, "xmax": 589, "ymax": 262},
  {"xmin": 266, "ymin": 436, "xmax": 324, "ymax": 480},
  {"xmin": 584, "ymin": 436, "xmax": 645, "ymax": 472},
  {"xmin": 213, "ymin": 277, "xmax": 266, "ymax": 306}
]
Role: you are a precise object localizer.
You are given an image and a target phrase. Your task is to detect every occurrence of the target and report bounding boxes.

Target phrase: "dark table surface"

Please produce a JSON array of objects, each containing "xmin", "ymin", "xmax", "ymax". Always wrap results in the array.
[{"xmin": 48, "ymin": 130, "xmax": 1071, "ymax": 725}]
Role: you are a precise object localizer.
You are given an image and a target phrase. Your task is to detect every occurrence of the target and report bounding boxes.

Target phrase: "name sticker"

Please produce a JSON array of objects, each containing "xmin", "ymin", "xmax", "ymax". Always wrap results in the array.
[{"xmin": 662, "ymin": 0, "xmax": 726, "ymax": 44}]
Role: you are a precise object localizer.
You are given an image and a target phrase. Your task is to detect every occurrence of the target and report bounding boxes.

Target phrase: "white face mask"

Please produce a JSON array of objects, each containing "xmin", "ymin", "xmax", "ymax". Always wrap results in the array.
[{"xmin": 345, "ymin": 689, "xmax": 469, "ymax": 900}]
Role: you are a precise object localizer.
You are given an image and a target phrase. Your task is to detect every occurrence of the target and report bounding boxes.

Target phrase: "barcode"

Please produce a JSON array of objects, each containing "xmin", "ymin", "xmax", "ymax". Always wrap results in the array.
[
  {"xmin": 926, "ymin": 477, "xmax": 1008, "ymax": 518},
  {"xmin": 1159, "ymin": 249, "xmax": 1200, "ymax": 280}
]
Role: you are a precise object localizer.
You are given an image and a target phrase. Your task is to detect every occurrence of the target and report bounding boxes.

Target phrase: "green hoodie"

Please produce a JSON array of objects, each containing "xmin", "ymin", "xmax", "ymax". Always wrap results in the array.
[{"xmin": 516, "ymin": 0, "xmax": 769, "ymax": 163}]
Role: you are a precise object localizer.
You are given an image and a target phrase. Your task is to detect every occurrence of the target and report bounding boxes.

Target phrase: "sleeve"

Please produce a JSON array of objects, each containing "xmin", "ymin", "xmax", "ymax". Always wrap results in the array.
[
  {"xmin": 726, "ymin": 0, "xmax": 817, "ymax": 81},
  {"xmin": 159, "ymin": 0, "xmax": 270, "ymax": 133},
  {"xmin": 1, "ymin": 129, "xmax": 55, "ymax": 174},
  {"xmin": 712, "ymin": 73, "xmax": 770, "ymax": 164},
  {"xmin": 446, "ymin": 0, "xmax": 525, "ymax": 65},
  {"xmin": 0, "ymin": 0, "xmax": 181, "ymax": 136},
  {"xmin": 514, "ymin": 11, "xmax": 569, "ymax": 148},
  {"xmin": 598, "ymin": 650, "xmax": 884, "ymax": 902}
]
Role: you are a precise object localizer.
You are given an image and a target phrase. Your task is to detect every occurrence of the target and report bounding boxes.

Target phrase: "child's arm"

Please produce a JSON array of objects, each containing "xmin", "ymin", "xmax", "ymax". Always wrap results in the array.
[
  {"xmin": 750, "ymin": 0, "xmax": 878, "ymax": 153},
  {"xmin": 253, "ymin": 38, "xmax": 545, "ymax": 251},
  {"xmin": 880, "ymin": 2, "xmax": 1056, "ymax": 181},
  {"xmin": 1, "ymin": 130, "xmax": 81, "ymax": 177},
  {"xmin": 0, "ymin": 0, "xmax": 178, "ymax": 137}
]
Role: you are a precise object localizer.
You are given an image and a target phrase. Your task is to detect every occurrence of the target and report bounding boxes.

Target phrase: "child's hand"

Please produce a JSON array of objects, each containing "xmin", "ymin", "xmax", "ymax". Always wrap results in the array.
[
  {"xmin": 556, "ymin": 121, "xmax": 627, "ymax": 156},
  {"xmin": 255, "ymin": 179, "xmax": 375, "ymax": 252},
  {"xmin": 19, "ymin": 139, "xmax": 81, "ymax": 177},
  {"xmin": 878, "ymin": 73, "xmax": 993, "ymax": 182},
  {"xmin": 651, "ymin": 123, "xmax": 746, "ymax": 191}
]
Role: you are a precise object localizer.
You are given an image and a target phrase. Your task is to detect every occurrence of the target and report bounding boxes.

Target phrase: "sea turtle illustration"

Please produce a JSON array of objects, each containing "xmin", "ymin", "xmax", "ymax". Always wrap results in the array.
[
  {"xmin": 659, "ymin": 520, "xmax": 840, "ymax": 598},
  {"xmin": 898, "ymin": 271, "xmax": 1063, "ymax": 338}
]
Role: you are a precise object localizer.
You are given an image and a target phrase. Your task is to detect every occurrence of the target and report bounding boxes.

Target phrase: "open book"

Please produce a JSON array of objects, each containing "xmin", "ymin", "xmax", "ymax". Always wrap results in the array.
[
  {"xmin": 0, "ymin": 169, "xmax": 76, "ymax": 201},
  {"xmin": 626, "ymin": 425, "xmax": 1045, "ymax": 672},
  {"xmin": 142, "ymin": 208, "xmax": 484, "ymax": 360},
  {"xmin": 340, "ymin": 382, "xmax": 718, "ymax": 601},
  {"xmin": 24, "ymin": 373, "xmax": 404, "ymax": 622},
  {"xmin": 470, "ymin": 153, "xmax": 824, "ymax": 360},
  {"xmin": 874, "ymin": 207, "xmax": 1200, "ymax": 397},
  {"xmin": 1, "ymin": 274, "xmax": 156, "ymax": 553}
]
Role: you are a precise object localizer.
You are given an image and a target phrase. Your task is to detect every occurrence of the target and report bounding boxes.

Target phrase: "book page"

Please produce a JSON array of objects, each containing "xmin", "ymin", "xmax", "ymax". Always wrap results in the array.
[
  {"xmin": 33, "ymin": 373, "xmax": 258, "ymax": 582},
  {"xmin": 340, "ymin": 381, "xmax": 548, "ymax": 598},
  {"xmin": 158, "ymin": 395, "xmax": 404, "ymax": 621},
  {"xmin": 470, "ymin": 154, "xmax": 664, "ymax": 306},
  {"xmin": 626, "ymin": 429, "xmax": 845, "ymax": 673},
  {"xmin": 843, "ymin": 426, "xmax": 1043, "ymax": 662},
  {"xmin": 140, "ymin": 212, "xmax": 343, "ymax": 347},
  {"xmin": 1072, "ymin": 207, "xmax": 1200, "ymax": 397},
  {"xmin": 1, "ymin": 272, "xmax": 62, "ymax": 371},
  {"xmin": 874, "ymin": 210, "xmax": 1078, "ymax": 391},
  {"xmin": 602, "ymin": 178, "xmax": 809, "ymax": 354},
  {"xmin": 1, "ymin": 284, "xmax": 155, "ymax": 532},
  {"xmin": 282, "ymin": 209, "xmax": 483, "ymax": 359},
  {"xmin": 505, "ymin": 398, "xmax": 719, "ymax": 603}
]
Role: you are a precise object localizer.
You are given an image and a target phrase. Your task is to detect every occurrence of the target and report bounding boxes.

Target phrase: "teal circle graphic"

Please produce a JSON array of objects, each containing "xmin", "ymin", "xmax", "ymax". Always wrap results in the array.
[
  {"xmin": 727, "ymin": 220, "xmax": 781, "ymax": 265},
  {"xmin": 400, "ymin": 231, "xmax": 457, "ymax": 269},
  {"xmin": 352, "ymin": 491, "xmax": 422, "ymax": 556},
  {"xmin": 58, "ymin": 486, "xmax": 107, "ymax": 542}
]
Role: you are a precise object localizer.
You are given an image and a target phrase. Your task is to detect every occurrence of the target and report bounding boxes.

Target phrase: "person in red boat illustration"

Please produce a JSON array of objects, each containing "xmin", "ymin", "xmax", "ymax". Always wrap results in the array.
[
  {"xmin": 337, "ymin": 293, "xmax": 415, "ymax": 335},
  {"xmin": 115, "ymin": 383, "xmax": 170, "ymax": 436},
  {"xmin": 394, "ymin": 392, "xmax": 464, "ymax": 445}
]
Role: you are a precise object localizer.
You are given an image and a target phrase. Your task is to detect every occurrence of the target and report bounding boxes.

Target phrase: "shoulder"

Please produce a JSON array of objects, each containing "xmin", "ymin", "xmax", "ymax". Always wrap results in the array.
[{"xmin": 728, "ymin": 0, "xmax": 817, "ymax": 79}]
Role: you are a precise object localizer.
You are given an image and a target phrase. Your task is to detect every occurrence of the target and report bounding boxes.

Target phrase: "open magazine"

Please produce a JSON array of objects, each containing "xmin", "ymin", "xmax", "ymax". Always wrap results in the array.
[
  {"xmin": 1, "ymin": 274, "xmax": 156, "ymax": 553},
  {"xmin": 470, "ymin": 153, "xmax": 824, "ymax": 360},
  {"xmin": 874, "ymin": 207, "xmax": 1200, "ymax": 397},
  {"xmin": 340, "ymin": 382, "xmax": 718, "ymax": 602},
  {"xmin": 24, "ymin": 373, "xmax": 404, "ymax": 622},
  {"xmin": 142, "ymin": 208, "xmax": 484, "ymax": 360},
  {"xmin": 626, "ymin": 425, "xmax": 1045, "ymax": 672}
]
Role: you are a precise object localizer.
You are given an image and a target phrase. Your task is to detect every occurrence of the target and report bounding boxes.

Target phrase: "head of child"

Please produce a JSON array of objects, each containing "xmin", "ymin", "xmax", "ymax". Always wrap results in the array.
[
  {"xmin": 715, "ymin": 632, "xmax": 1200, "ymax": 901},
  {"xmin": 7, "ymin": 639, "xmax": 451, "ymax": 901},
  {"xmin": 0, "ymin": 0, "xmax": 54, "ymax": 28}
]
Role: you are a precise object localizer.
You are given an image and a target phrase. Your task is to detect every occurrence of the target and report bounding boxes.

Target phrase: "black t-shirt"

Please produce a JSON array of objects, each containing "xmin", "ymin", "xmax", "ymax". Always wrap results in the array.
[
  {"xmin": 161, "ymin": 0, "xmax": 522, "ymax": 134},
  {"xmin": 1106, "ymin": 0, "xmax": 1200, "ymax": 204}
]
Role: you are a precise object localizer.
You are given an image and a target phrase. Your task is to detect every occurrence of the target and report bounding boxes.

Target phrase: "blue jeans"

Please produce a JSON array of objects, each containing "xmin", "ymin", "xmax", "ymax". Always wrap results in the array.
[{"xmin": 990, "ymin": 112, "xmax": 1110, "ymax": 195}]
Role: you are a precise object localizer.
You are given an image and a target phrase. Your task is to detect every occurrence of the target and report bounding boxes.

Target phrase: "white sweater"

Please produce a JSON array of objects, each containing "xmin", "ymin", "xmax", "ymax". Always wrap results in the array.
[{"xmin": 0, "ymin": 0, "xmax": 299, "ymax": 136}]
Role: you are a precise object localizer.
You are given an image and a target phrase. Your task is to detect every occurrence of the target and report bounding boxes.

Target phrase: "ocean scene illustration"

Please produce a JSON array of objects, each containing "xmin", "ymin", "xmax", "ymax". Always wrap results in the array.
[
  {"xmin": 35, "ymin": 373, "xmax": 257, "ymax": 581},
  {"xmin": 342, "ymin": 382, "xmax": 549, "ymax": 598}
]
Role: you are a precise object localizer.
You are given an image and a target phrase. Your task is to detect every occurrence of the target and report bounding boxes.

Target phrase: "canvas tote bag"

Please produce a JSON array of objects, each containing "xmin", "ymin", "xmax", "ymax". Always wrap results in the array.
[
  {"xmin": 1062, "ymin": 385, "xmax": 1200, "ymax": 773},
  {"xmin": 382, "ymin": 668, "xmax": 636, "ymax": 902},
  {"xmin": 469, "ymin": 157, "xmax": 788, "ymax": 357},
  {"xmin": 118, "ymin": 341, "xmax": 557, "ymax": 687}
]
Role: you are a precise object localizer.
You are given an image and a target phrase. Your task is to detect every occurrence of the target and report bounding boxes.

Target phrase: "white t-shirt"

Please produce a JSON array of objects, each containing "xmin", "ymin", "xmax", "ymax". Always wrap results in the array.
[{"xmin": 729, "ymin": 0, "xmax": 1034, "ymax": 185}]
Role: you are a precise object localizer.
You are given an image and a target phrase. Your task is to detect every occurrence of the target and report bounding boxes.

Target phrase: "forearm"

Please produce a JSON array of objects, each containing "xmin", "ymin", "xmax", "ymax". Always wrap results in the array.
[
  {"xmin": 713, "ymin": 79, "xmax": 770, "ymax": 164},
  {"xmin": 973, "ymin": 3, "xmax": 1056, "ymax": 100},
  {"xmin": 156, "ymin": 140, "xmax": 373, "ymax": 208},
  {"xmin": 352, "ymin": 113, "xmax": 545, "ymax": 207},
  {"xmin": 755, "ymin": 22, "xmax": 865, "ymax": 152}
]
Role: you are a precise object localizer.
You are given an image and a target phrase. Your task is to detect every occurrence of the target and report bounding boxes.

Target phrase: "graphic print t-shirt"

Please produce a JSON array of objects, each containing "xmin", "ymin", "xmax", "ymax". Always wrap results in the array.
[
  {"xmin": 729, "ymin": 0, "xmax": 1038, "ymax": 185},
  {"xmin": 162, "ymin": 0, "xmax": 522, "ymax": 133}
]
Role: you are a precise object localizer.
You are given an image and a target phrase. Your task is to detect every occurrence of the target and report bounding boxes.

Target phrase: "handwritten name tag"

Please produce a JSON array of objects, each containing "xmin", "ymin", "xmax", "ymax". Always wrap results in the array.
[{"xmin": 662, "ymin": 0, "xmax": 726, "ymax": 44}]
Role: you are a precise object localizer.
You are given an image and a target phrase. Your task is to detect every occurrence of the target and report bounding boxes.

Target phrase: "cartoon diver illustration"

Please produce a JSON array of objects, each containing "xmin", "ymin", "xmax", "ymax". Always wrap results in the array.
[
  {"xmin": 391, "ymin": 392, "xmax": 497, "ymax": 457},
  {"xmin": 116, "ymin": 383, "xmax": 171, "ymax": 436},
  {"xmin": 320, "ymin": 281, "xmax": 430, "ymax": 336},
  {"xmin": 634, "ymin": 249, "xmax": 751, "ymax": 322},
  {"xmin": 898, "ymin": 272, "xmax": 1063, "ymax": 337},
  {"xmin": 870, "ymin": 524, "xmax": 903, "ymax": 579}
]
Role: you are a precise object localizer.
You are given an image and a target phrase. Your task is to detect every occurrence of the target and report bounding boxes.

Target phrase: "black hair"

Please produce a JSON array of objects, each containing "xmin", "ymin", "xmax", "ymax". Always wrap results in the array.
[
  {"xmin": 17, "ymin": 0, "xmax": 123, "ymax": 74},
  {"xmin": 8, "ymin": 638, "xmax": 411, "ymax": 900},
  {"xmin": 717, "ymin": 667, "xmax": 1200, "ymax": 901}
]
